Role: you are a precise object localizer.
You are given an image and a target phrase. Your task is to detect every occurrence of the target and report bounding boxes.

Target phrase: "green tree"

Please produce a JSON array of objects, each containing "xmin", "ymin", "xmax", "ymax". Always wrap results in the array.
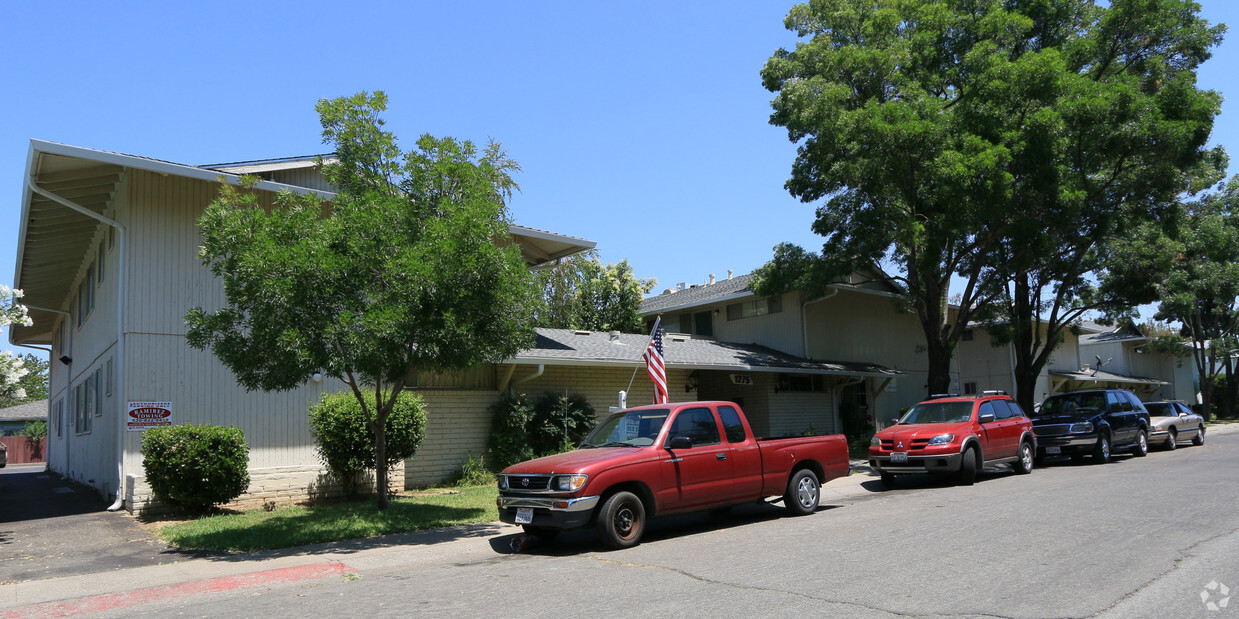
[
  {"xmin": 760, "ymin": 0, "xmax": 1224, "ymax": 412},
  {"xmin": 535, "ymin": 252, "xmax": 656, "ymax": 333},
  {"xmin": 1, "ymin": 286, "xmax": 33, "ymax": 402},
  {"xmin": 187, "ymin": 91, "xmax": 540, "ymax": 509},
  {"xmin": 1155, "ymin": 178, "xmax": 1239, "ymax": 420},
  {"xmin": 0, "ymin": 353, "xmax": 48, "ymax": 408}
]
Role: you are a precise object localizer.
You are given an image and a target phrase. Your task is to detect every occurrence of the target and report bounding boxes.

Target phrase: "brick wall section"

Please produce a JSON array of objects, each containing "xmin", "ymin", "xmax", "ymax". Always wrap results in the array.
[
  {"xmin": 404, "ymin": 391, "xmax": 500, "ymax": 488},
  {"xmin": 127, "ymin": 462, "xmax": 407, "ymax": 517}
]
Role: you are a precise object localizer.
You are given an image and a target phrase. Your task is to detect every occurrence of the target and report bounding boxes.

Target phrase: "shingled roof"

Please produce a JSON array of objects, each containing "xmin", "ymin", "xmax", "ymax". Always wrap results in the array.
[
  {"xmin": 0, "ymin": 399, "xmax": 49, "ymax": 421},
  {"xmin": 639, "ymin": 273, "xmax": 756, "ymax": 315},
  {"xmin": 514, "ymin": 328, "xmax": 902, "ymax": 377}
]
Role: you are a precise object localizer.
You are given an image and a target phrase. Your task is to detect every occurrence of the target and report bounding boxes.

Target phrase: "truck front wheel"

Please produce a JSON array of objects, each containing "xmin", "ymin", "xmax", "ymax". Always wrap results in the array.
[
  {"xmin": 784, "ymin": 469, "xmax": 820, "ymax": 516},
  {"xmin": 597, "ymin": 491, "xmax": 645, "ymax": 549}
]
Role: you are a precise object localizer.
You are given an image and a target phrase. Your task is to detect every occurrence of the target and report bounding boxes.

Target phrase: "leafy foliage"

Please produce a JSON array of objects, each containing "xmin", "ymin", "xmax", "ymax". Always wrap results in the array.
[
  {"xmin": 486, "ymin": 392, "xmax": 597, "ymax": 470},
  {"xmin": 760, "ymin": 0, "xmax": 1225, "ymax": 410},
  {"xmin": 186, "ymin": 91, "xmax": 540, "ymax": 509},
  {"xmin": 454, "ymin": 455, "xmax": 495, "ymax": 487},
  {"xmin": 1155, "ymin": 178, "xmax": 1239, "ymax": 418},
  {"xmin": 1, "ymin": 285, "xmax": 33, "ymax": 402},
  {"xmin": 308, "ymin": 390, "xmax": 427, "ymax": 494},
  {"xmin": 535, "ymin": 252, "xmax": 656, "ymax": 333},
  {"xmin": 141, "ymin": 425, "xmax": 251, "ymax": 513},
  {"xmin": 20, "ymin": 420, "xmax": 47, "ymax": 449},
  {"xmin": 0, "ymin": 353, "xmax": 49, "ymax": 408}
]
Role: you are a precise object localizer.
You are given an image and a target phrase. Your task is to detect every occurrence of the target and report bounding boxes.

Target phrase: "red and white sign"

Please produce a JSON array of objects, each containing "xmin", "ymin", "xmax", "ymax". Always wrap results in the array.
[{"xmin": 127, "ymin": 402, "xmax": 173, "ymax": 431}]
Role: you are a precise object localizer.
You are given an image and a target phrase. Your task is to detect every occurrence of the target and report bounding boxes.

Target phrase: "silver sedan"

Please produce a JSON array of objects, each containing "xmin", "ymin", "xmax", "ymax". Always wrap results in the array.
[{"xmin": 1144, "ymin": 400, "xmax": 1205, "ymax": 450}]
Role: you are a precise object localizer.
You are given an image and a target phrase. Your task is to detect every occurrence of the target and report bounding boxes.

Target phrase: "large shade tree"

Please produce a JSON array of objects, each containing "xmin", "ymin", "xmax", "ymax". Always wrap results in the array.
[
  {"xmin": 758, "ymin": 0, "xmax": 1223, "ymax": 411},
  {"xmin": 187, "ymin": 91, "xmax": 540, "ymax": 509},
  {"xmin": 1155, "ymin": 177, "xmax": 1239, "ymax": 420}
]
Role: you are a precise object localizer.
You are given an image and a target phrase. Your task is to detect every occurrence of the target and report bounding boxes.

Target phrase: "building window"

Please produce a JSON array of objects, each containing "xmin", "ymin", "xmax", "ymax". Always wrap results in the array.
[
  {"xmin": 778, "ymin": 374, "xmax": 825, "ymax": 393},
  {"xmin": 726, "ymin": 296, "xmax": 783, "ymax": 321},
  {"xmin": 94, "ymin": 367, "xmax": 104, "ymax": 415},
  {"xmin": 962, "ymin": 329, "xmax": 974, "ymax": 342},
  {"xmin": 77, "ymin": 265, "xmax": 95, "ymax": 328},
  {"xmin": 55, "ymin": 398, "xmax": 63, "ymax": 438},
  {"xmin": 106, "ymin": 358, "xmax": 113, "ymax": 396},
  {"xmin": 97, "ymin": 243, "xmax": 105, "ymax": 285},
  {"xmin": 963, "ymin": 382, "xmax": 978, "ymax": 395}
]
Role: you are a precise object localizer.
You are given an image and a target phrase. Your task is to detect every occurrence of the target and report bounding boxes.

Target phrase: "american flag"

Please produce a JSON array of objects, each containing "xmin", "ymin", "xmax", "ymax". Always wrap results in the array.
[{"xmin": 643, "ymin": 317, "xmax": 668, "ymax": 404}]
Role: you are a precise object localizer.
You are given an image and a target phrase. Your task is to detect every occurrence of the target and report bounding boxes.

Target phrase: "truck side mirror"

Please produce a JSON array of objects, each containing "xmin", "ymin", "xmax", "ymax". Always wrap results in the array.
[
  {"xmin": 669, "ymin": 436, "xmax": 693, "ymax": 450},
  {"xmin": 978, "ymin": 413, "xmax": 995, "ymax": 424}
]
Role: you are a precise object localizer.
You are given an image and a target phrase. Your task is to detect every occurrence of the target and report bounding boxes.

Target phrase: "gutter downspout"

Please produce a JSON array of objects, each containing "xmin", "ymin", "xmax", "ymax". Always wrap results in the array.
[
  {"xmin": 27, "ymin": 177, "xmax": 128, "ymax": 512},
  {"xmin": 802, "ymin": 288, "xmax": 840, "ymax": 359},
  {"xmin": 509, "ymin": 364, "xmax": 545, "ymax": 396}
]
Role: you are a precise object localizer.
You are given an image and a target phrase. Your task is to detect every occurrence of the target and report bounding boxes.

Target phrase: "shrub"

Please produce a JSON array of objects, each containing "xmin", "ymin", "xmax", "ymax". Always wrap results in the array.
[
  {"xmin": 20, "ymin": 419, "xmax": 47, "ymax": 449},
  {"xmin": 487, "ymin": 391, "xmax": 597, "ymax": 470},
  {"xmin": 141, "ymin": 425, "xmax": 250, "ymax": 513},
  {"xmin": 454, "ymin": 454, "xmax": 495, "ymax": 486},
  {"xmin": 486, "ymin": 393, "xmax": 536, "ymax": 471},
  {"xmin": 308, "ymin": 390, "xmax": 427, "ymax": 494}
]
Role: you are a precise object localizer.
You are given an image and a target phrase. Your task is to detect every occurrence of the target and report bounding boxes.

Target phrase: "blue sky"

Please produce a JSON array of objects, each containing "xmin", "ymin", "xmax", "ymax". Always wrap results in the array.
[{"xmin": 3, "ymin": 1, "xmax": 1237, "ymax": 357}]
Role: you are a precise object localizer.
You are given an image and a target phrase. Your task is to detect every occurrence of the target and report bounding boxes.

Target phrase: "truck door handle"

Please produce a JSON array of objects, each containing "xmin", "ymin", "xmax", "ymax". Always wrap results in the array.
[{"xmin": 716, "ymin": 453, "xmax": 728, "ymax": 461}]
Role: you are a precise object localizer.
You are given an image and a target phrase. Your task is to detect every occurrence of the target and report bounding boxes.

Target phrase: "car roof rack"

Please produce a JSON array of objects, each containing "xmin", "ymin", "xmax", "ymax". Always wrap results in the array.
[
  {"xmin": 925, "ymin": 393, "xmax": 959, "ymax": 400},
  {"xmin": 980, "ymin": 390, "xmax": 1008, "ymax": 396}
]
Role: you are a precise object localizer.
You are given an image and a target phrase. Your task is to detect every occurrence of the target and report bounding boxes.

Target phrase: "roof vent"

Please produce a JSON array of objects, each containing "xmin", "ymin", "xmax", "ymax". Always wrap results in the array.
[
  {"xmin": 727, "ymin": 270, "xmax": 733, "ymax": 280},
  {"xmin": 709, "ymin": 273, "xmax": 716, "ymax": 285},
  {"xmin": 573, "ymin": 330, "xmax": 591, "ymax": 335},
  {"xmin": 668, "ymin": 334, "xmax": 689, "ymax": 342},
  {"xmin": 677, "ymin": 282, "xmax": 688, "ymax": 291},
  {"xmin": 608, "ymin": 330, "xmax": 621, "ymax": 342}
]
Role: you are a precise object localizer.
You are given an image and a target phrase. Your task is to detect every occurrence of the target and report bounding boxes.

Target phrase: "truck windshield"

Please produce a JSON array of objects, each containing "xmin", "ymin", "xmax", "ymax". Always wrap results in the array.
[
  {"xmin": 898, "ymin": 401, "xmax": 974, "ymax": 424},
  {"xmin": 1039, "ymin": 392, "xmax": 1106, "ymax": 416},
  {"xmin": 582, "ymin": 409, "xmax": 670, "ymax": 448}
]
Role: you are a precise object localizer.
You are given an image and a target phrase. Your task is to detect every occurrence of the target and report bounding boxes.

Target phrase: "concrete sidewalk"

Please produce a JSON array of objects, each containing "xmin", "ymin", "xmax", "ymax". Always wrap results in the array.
[{"xmin": 3, "ymin": 423, "xmax": 1235, "ymax": 615}]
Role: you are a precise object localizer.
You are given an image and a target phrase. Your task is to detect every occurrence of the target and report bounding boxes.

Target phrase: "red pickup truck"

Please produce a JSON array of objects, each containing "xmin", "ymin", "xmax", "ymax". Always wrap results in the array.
[{"xmin": 497, "ymin": 400, "xmax": 850, "ymax": 548}]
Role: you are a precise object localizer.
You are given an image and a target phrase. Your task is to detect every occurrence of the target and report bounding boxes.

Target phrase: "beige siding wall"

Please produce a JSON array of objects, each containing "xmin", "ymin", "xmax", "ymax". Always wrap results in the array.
[
  {"xmin": 270, "ymin": 167, "xmax": 333, "ymax": 192},
  {"xmin": 804, "ymin": 291, "xmax": 936, "ymax": 425},
  {"xmin": 959, "ymin": 330, "xmax": 1015, "ymax": 394},
  {"xmin": 708, "ymin": 291, "xmax": 804, "ymax": 354},
  {"xmin": 43, "ymin": 194, "xmax": 123, "ymax": 494}
]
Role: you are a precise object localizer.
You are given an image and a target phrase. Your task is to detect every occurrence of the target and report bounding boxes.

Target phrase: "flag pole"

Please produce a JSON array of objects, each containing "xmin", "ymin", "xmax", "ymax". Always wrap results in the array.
[{"xmin": 626, "ymin": 315, "xmax": 662, "ymax": 394}]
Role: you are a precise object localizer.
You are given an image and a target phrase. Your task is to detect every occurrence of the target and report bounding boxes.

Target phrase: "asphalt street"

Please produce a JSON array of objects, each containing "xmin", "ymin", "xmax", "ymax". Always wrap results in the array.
[{"xmin": 2, "ymin": 426, "xmax": 1238, "ymax": 618}]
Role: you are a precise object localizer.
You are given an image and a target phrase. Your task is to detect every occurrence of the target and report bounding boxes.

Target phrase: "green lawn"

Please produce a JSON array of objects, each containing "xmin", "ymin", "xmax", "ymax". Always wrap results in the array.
[{"xmin": 154, "ymin": 485, "xmax": 500, "ymax": 552}]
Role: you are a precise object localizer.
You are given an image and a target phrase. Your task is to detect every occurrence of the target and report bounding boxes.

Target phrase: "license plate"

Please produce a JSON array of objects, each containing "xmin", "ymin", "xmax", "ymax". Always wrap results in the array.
[
  {"xmin": 891, "ymin": 452, "xmax": 908, "ymax": 463},
  {"xmin": 515, "ymin": 507, "xmax": 534, "ymax": 524},
  {"xmin": 1046, "ymin": 447, "xmax": 1061, "ymax": 455}
]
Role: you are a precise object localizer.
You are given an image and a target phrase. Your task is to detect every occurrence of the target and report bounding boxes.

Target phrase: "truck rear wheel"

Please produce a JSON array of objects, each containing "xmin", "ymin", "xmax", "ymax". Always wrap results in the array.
[
  {"xmin": 597, "ymin": 491, "xmax": 645, "ymax": 549},
  {"xmin": 783, "ymin": 469, "xmax": 820, "ymax": 516}
]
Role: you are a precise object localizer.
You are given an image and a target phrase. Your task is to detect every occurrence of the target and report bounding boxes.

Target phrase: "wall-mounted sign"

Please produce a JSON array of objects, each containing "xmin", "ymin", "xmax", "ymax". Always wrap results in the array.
[
  {"xmin": 730, "ymin": 374, "xmax": 753, "ymax": 385},
  {"xmin": 127, "ymin": 402, "xmax": 172, "ymax": 431}
]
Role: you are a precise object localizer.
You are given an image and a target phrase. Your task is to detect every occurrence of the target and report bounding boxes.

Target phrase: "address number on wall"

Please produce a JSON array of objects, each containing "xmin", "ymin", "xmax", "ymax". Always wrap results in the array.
[{"xmin": 730, "ymin": 374, "xmax": 752, "ymax": 385}]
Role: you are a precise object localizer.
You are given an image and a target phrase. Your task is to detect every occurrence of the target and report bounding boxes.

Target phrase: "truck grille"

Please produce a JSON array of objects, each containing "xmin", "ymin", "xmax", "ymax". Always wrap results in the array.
[
  {"xmin": 880, "ymin": 439, "xmax": 928, "ymax": 451},
  {"xmin": 1034, "ymin": 424, "xmax": 1070, "ymax": 436},
  {"xmin": 506, "ymin": 475, "xmax": 551, "ymax": 491}
]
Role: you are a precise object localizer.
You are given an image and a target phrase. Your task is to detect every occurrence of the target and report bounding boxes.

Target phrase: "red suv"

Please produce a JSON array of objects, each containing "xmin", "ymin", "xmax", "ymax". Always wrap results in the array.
[{"xmin": 868, "ymin": 392, "xmax": 1036, "ymax": 486}]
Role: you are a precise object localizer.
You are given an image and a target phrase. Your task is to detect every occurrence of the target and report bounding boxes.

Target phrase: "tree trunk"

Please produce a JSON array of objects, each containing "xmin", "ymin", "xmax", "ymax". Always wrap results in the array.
[
  {"xmin": 925, "ymin": 339, "xmax": 954, "ymax": 396},
  {"xmin": 374, "ymin": 411, "xmax": 389, "ymax": 511}
]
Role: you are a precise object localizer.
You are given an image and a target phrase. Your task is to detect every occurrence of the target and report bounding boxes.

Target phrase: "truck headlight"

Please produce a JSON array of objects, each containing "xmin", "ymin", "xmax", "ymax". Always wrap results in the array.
[
  {"xmin": 497, "ymin": 475, "xmax": 508, "ymax": 490},
  {"xmin": 870, "ymin": 435, "xmax": 883, "ymax": 447},
  {"xmin": 554, "ymin": 474, "xmax": 588, "ymax": 492},
  {"xmin": 1070, "ymin": 422, "xmax": 1094, "ymax": 434},
  {"xmin": 927, "ymin": 433, "xmax": 955, "ymax": 446}
]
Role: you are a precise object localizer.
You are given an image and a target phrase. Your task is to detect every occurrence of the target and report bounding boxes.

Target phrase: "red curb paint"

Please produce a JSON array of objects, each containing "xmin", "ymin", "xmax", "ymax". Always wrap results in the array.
[{"xmin": 1, "ymin": 561, "xmax": 355, "ymax": 618}]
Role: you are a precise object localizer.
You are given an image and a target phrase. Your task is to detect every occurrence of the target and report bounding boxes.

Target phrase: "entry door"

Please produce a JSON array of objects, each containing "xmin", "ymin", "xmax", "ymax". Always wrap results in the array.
[{"xmin": 658, "ymin": 407, "xmax": 732, "ymax": 511}]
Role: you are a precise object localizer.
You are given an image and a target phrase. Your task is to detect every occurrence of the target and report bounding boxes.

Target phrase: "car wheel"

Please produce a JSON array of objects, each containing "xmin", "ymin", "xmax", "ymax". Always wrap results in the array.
[
  {"xmin": 879, "ymin": 472, "xmax": 897, "ymax": 486},
  {"xmin": 958, "ymin": 447, "xmax": 978, "ymax": 485},
  {"xmin": 1092, "ymin": 433, "xmax": 1111, "ymax": 464},
  {"xmin": 597, "ymin": 491, "xmax": 645, "ymax": 549},
  {"xmin": 1166, "ymin": 428, "xmax": 1177, "ymax": 450},
  {"xmin": 1014, "ymin": 441, "xmax": 1034, "ymax": 474},
  {"xmin": 1132, "ymin": 429, "xmax": 1148, "ymax": 457},
  {"xmin": 784, "ymin": 469, "xmax": 820, "ymax": 516},
  {"xmin": 1192, "ymin": 425, "xmax": 1206, "ymax": 446},
  {"xmin": 521, "ymin": 525, "xmax": 560, "ymax": 541}
]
